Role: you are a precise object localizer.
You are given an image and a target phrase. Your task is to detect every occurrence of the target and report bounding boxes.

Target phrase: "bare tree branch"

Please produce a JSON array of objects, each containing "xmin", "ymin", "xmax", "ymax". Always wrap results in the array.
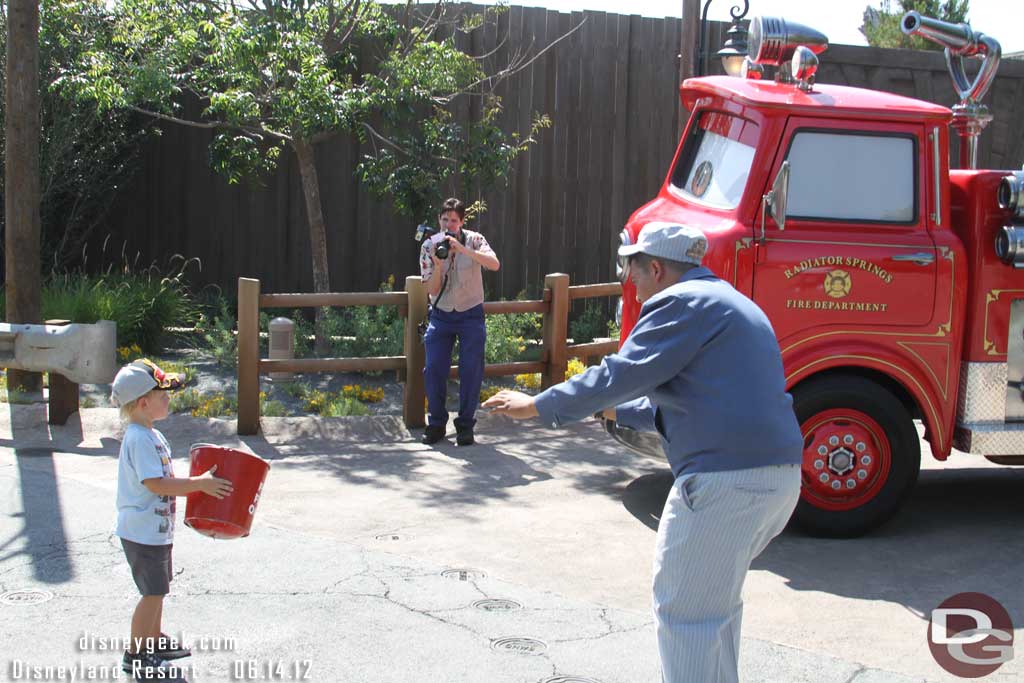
[
  {"xmin": 445, "ymin": 17, "xmax": 587, "ymax": 100},
  {"xmin": 362, "ymin": 122, "xmax": 410, "ymax": 157},
  {"xmin": 362, "ymin": 122, "xmax": 457, "ymax": 163},
  {"xmin": 323, "ymin": 0, "xmax": 361, "ymax": 57},
  {"xmin": 130, "ymin": 105, "xmax": 292, "ymax": 141}
]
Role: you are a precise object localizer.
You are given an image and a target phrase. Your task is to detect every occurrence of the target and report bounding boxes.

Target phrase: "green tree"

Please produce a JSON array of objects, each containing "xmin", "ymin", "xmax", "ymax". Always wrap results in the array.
[
  {"xmin": 0, "ymin": 4, "xmax": 150, "ymax": 273},
  {"xmin": 53, "ymin": 0, "xmax": 557, "ymax": 350},
  {"xmin": 861, "ymin": 0, "xmax": 970, "ymax": 50}
]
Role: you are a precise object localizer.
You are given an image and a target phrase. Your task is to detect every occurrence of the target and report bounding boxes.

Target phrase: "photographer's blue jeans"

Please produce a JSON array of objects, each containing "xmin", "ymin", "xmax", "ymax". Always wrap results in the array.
[{"xmin": 423, "ymin": 304, "xmax": 486, "ymax": 431}]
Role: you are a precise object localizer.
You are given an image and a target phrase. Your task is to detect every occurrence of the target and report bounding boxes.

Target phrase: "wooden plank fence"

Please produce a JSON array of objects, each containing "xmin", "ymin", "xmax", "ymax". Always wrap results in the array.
[
  {"xmin": 99, "ymin": 6, "xmax": 1024, "ymax": 302},
  {"xmin": 235, "ymin": 275, "xmax": 621, "ymax": 435}
]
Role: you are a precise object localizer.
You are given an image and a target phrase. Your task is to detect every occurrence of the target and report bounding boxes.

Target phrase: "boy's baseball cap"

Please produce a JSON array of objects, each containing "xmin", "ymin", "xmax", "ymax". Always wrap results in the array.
[
  {"xmin": 617, "ymin": 222, "xmax": 708, "ymax": 266},
  {"xmin": 110, "ymin": 359, "xmax": 184, "ymax": 406}
]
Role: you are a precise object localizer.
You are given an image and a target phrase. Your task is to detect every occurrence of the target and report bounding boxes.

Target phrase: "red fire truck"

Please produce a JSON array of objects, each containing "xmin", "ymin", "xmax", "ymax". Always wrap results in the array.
[{"xmin": 606, "ymin": 12, "xmax": 1024, "ymax": 537}]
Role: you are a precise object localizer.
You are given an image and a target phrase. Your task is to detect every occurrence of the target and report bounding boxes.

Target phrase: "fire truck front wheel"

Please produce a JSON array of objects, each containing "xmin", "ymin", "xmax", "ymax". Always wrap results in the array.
[{"xmin": 790, "ymin": 375, "xmax": 921, "ymax": 538}]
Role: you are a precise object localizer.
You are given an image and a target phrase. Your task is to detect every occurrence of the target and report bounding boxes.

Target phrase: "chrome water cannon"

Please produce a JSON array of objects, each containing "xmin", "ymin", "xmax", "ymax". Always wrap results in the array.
[{"xmin": 901, "ymin": 11, "xmax": 1002, "ymax": 169}]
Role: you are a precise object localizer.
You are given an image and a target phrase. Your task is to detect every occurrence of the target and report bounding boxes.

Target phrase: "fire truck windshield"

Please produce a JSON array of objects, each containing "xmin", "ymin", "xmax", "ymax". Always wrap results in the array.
[{"xmin": 669, "ymin": 111, "xmax": 759, "ymax": 210}]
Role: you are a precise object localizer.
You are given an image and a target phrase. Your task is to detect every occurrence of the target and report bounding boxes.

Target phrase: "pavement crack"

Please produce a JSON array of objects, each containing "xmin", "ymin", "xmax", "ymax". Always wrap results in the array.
[
  {"xmin": 366, "ymin": 584, "xmax": 493, "ymax": 644},
  {"xmin": 549, "ymin": 621, "xmax": 650, "ymax": 645},
  {"xmin": 842, "ymin": 666, "xmax": 868, "ymax": 683}
]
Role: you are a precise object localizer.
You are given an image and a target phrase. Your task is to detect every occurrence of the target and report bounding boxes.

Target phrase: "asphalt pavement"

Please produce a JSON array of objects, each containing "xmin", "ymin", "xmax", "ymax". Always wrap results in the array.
[{"xmin": 1, "ymin": 403, "xmax": 1021, "ymax": 682}]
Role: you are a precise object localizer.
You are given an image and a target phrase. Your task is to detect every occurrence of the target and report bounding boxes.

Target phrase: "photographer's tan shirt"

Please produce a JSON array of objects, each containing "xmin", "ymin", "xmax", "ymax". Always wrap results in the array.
[{"xmin": 419, "ymin": 229, "xmax": 496, "ymax": 312}]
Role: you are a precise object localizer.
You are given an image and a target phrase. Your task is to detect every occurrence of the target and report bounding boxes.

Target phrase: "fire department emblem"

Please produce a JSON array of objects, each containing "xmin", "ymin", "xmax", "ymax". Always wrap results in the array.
[{"xmin": 824, "ymin": 269, "xmax": 852, "ymax": 298}]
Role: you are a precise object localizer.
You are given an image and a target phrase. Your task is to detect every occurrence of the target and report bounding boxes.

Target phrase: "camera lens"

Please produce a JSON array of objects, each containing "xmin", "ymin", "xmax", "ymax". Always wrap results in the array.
[{"xmin": 435, "ymin": 239, "xmax": 450, "ymax": 259}]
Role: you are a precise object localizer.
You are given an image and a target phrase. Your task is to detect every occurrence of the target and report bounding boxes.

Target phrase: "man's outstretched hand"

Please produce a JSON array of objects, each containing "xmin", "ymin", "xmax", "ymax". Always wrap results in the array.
[{"xmin": 482, "ymin": 390, "xmax": 539, "ymax": 420}]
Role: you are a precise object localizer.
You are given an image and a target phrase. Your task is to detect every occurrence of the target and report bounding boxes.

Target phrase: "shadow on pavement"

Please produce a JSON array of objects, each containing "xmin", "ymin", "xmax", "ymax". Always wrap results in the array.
[
  {"xmin": 617, "ymin": 461, "xmax": 1024, "ymax": 625},
  {"xmin": 2, "ymin": 400, "xmax": 78, "ymax": 584}
]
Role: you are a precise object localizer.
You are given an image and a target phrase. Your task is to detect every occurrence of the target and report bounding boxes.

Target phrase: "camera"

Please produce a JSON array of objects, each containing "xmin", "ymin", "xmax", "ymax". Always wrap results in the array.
[
  {"xmin": 414, "ymin": 224, "xmax": 461, "ymax": 260},
  {"xmin": 435, "ymin": 235, "xmax": 456, "ymax": 260}
]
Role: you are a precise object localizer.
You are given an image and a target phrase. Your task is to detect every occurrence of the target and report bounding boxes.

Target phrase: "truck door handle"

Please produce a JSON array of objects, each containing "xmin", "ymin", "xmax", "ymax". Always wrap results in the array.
[{"xmin": 890, "ymin": 252, "xmax": 935, "ymax": 266}]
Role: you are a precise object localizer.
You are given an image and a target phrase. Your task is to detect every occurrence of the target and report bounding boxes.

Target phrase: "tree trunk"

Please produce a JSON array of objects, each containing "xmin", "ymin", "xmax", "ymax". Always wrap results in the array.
[
  {"xmin": 292, "ymin": 137, "xmax": 331, "ymax": 356},
  {"xmin": 5, "ymin": 0, "xmax": 42, "ymax": 394}
]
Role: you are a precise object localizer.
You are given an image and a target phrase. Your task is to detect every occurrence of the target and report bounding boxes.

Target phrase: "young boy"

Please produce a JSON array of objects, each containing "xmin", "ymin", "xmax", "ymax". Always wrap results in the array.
[{"xmin": 110, "ymin": 359, "xmax": 233, "ymax": 681}]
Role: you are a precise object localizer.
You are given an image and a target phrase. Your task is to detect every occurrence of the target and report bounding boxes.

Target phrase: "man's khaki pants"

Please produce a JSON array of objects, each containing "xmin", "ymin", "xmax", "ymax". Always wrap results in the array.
[{"xmin": 653, "ymin": 463, "xmax": 801, "ymax": 683}]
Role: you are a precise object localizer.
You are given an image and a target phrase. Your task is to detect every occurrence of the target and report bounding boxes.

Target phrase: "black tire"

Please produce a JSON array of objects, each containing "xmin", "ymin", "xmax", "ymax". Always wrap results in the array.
[{"xmin": 791, "ymin": 374, "xmax": 921, "ymax": 538}]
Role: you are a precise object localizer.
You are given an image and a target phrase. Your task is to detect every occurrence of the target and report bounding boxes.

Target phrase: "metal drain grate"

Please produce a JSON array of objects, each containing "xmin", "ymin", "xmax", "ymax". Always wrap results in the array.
[
  {"xmin": 1, "ymin": 589, "xmax": 54, "ymax": 606},
  {"xmin": 472, "ymin": 598, "xmax": 522, "ymax": 612},
  {"xmin": 491, "ymin": 637, "xmax": 547, "ymax": 656},
  {"xmin": 540, "ymin": 677, "xmax": 604, "ymax": 683},
  {"xmin": 441, "ymin": 568, "xmax": 486, "ymax": 581}
]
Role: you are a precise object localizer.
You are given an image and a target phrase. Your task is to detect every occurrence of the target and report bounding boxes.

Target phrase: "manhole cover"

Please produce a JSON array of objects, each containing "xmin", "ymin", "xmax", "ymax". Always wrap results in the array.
[
  {"xmin": 441, "ymin": 568, "xmax": 486, "ymax": 581},
  {"xmin": 540, "ymin": 677, "xmax": 604, "ymax": 683},
  {"xmin": 473, "ymin": 599, "xmax": 522, "ymax": 612},
  {"xmin": 1, "ymin": 589, "xmax": 54, "ymax": 606},
  {"xmin": 374, "ymin": 534, "xmax": 404, "ymax": 542},
  {"xmin": 491, "ymin": 637, "xmax": 547, "ymax": 656}
]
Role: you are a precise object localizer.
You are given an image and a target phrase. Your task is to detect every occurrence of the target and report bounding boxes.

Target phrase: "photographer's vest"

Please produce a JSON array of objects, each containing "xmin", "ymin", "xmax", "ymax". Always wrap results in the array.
[{"xmin": 419, "ymin": 229, "xmax": 495, "ymax": 313}]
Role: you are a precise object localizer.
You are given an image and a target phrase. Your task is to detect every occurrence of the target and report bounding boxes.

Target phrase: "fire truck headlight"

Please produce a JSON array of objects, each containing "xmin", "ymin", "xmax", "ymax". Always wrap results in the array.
[
  {"xmin": 998, "ymin": 172, "xmax": 1024, "ymax": 218},
  {"xmin": 995, "ymin": 225, "xmax": 1024, "ymax": 268},
  {"xmin": 748, "ymin": 16, "xmax": 829, "ymax": 67}
]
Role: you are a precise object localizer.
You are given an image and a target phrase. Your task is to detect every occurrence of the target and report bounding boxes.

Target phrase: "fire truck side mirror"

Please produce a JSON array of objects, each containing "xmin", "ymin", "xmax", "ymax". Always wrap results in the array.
[{"xmin": 761, "ymin": 161, "xmax": 791, "ymax": 242}]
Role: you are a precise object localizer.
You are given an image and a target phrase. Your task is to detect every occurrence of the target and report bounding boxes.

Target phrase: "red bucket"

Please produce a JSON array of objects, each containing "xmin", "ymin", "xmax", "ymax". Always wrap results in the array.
[{"xmin": 184, "ymin": 444, "xmax": 270, "ymax": 540}]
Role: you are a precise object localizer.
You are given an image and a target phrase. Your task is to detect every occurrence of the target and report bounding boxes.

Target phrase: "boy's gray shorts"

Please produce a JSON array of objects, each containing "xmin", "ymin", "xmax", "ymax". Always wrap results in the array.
[{"xmin": 120, "ymin": 538, "xmax": 173, "ymax": 596}]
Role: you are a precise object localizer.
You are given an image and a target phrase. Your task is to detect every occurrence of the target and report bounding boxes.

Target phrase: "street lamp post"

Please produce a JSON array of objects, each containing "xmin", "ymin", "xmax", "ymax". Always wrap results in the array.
[{"xmin": 696, "ymin": 0, "xmax": 750, "ymax": 77}]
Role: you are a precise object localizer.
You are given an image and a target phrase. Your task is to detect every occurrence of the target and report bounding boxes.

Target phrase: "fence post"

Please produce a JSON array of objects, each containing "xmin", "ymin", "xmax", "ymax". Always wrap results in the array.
[
  {"xmin": 45, "ymin": 319, "xmax": 78, "ymax": 425},
  {"xmin": 237, "ymin": 277, "xmax": 261, "ymax": 435},
  {"xmin": 403, "ymin": 276, "xmax": 428, "ymax": 428},
  {"xmin": 541, "ymin": 273, "xmax": 570, "ymax": 389}
]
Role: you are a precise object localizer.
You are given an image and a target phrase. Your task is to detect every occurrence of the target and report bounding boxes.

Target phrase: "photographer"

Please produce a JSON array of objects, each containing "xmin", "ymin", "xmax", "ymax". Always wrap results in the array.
[{"xmin": 418, "ymin": 198, "xmax": 500, "ymax": 445}]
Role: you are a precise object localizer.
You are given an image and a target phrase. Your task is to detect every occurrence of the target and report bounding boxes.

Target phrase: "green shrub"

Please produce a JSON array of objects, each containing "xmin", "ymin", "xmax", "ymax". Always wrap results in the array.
[
  {"xmin": 169, "ymin": 389, "xmax": 203, "ymax": 414},
  {"xmin": 333, "ymin": 276, "xmax": 404, "ymax": 359},
  {"xmin": 200, "ymin": 298, "xmax": 238, "ymax": 369},
  {"xmin": 261, "ymin": 398, "xmax": 289, "ymax": 417},
  {"xmin": 570, "ymin": 301, "xmax": 611, "ymax": 344},
  {"xmin": 485, "ymin": 309, "xmax": 542, "ymax": 364},
  {"xmin": 0, "ymin": 262, "xmax": 200, "ymax": 353},
  {"xmin": 276, "ymin": 381, "xmax": 309, "ymax": 399},
  {"xmin": 302, "ymin": 389, "xmax": 369, "ymax": 417}
]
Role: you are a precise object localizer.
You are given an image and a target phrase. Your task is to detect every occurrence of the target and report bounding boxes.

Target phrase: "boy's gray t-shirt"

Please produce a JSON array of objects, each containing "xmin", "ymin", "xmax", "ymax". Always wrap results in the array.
[{"xmin": 116, "ymin": 423, "xmax": 176, "ymax": 545}]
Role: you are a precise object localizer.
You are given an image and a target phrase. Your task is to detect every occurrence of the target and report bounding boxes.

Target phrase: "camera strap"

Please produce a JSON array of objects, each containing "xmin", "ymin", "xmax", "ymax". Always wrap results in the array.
[{"xmin": 419, "ymin": 263, "xmax": 451, "ymax": 342}]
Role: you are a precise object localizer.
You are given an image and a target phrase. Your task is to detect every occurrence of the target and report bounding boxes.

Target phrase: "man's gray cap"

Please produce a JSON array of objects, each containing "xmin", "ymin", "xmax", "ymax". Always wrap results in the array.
[{"xmin": 617, "ymin": 222, "xmax": 708, "ymax": 266}]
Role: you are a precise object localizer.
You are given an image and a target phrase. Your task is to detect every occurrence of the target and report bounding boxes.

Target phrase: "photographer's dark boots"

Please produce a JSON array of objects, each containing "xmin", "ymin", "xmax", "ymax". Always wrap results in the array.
[
  {"xmin": 455, "ymin": 426, "xmax": 474, "ymax": 446},
  {"xmin": 422, "ymin": 425, "xmax": 446, "ymax": 445}
]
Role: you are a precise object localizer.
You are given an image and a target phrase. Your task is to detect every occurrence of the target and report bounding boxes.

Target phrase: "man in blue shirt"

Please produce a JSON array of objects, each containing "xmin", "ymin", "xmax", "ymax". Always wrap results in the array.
[{"xmin": 484, "ymin": 222, "xmax": 803, "ymax": 683}]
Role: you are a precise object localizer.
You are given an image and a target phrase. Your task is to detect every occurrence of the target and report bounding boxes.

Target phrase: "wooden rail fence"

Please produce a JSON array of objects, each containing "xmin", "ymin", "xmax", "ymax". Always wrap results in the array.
[{"xmin": 236, "ymin": 275, "xmax": 622, "ymax": 434}]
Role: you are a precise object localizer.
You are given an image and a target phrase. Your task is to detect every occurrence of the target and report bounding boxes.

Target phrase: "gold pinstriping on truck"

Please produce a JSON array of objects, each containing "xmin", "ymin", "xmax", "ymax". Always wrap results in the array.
[
  {"xmin": 733, "ymin": 238, "xmax": 753, "ymax": 288},
  {"xmin": 982, "ymin": 289, "xmax": 1024, "ymax": 356},
  {"xmin": 786, "ymin": 354, "xmax": 944, "ymax": 449},
  {"xmin": 897, "ymin": 341, "xmax": 951, "ymax": 400},
  {"xmin": 772, "ymin": 242, "xmax": 954, "ymax": 341},
  {"xmin": 776, "ymin": 245, "xmax": 955, "ymax": 450}
]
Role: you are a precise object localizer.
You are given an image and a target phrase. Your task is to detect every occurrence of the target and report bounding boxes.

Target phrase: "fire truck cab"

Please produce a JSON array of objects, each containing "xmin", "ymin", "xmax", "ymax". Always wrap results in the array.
[{"xmin": 607, "ymin": 13, "xmax": 1024, "ymax": 536}]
